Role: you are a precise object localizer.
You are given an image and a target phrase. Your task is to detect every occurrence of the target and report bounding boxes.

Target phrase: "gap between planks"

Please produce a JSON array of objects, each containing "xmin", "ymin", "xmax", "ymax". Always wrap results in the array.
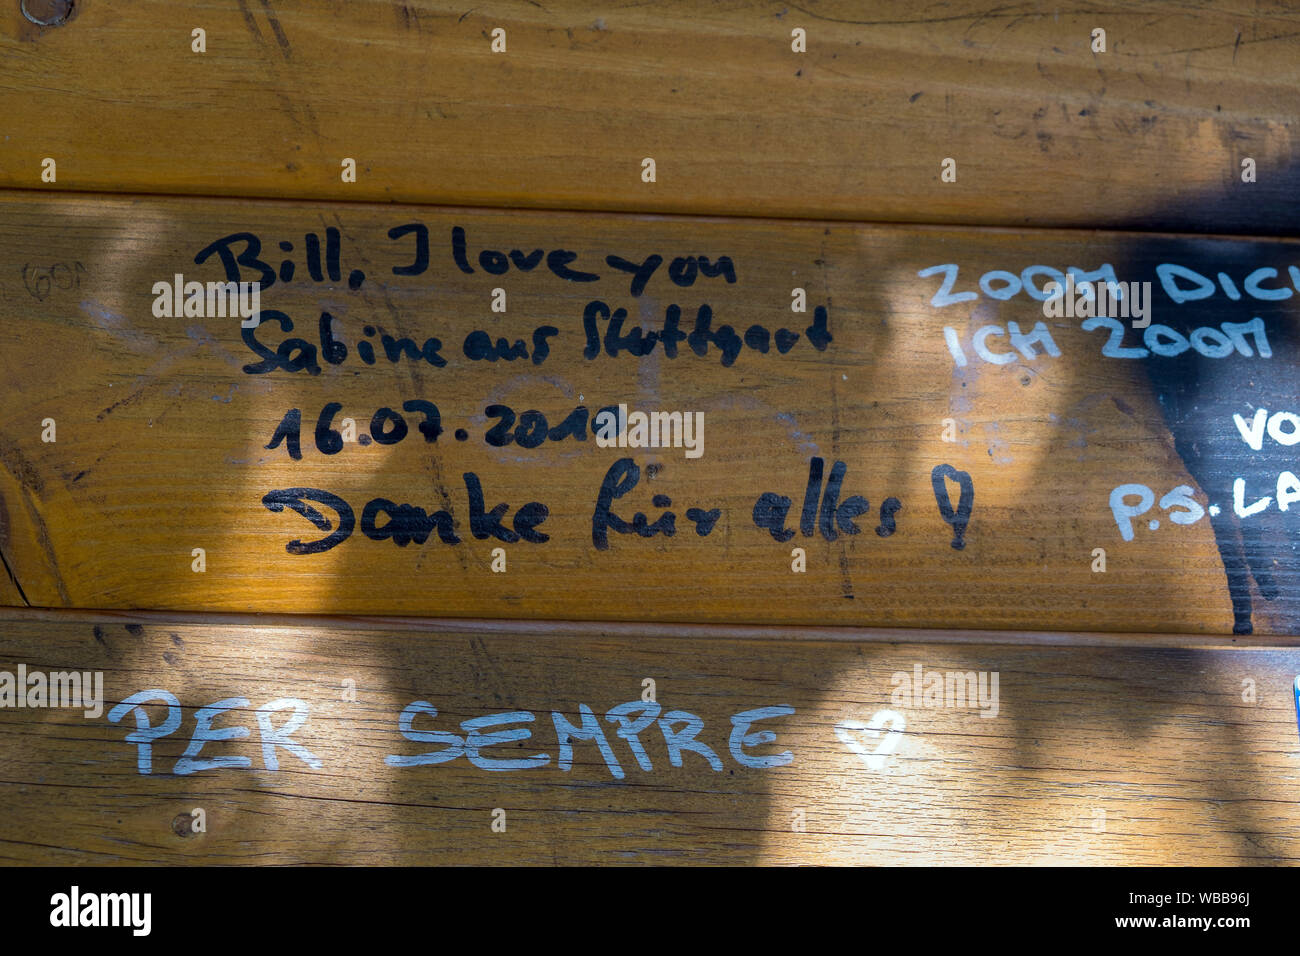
[
  {"xmin": 4, "ymin": 185, "xmax": 1300, "ymax": 245},
  {"xmin": 2, "ymin": 606, "xmax": 1296, "ymax": 650}
]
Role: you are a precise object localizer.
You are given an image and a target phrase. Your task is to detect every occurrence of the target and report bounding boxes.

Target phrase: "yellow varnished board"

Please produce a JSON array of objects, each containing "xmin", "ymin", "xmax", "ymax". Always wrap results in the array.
[
  {"xmin": 0, "ymin": 191, "xmax": 1298, "ymax": 633},
  {"xmin": 0, "ymin": 612, "xmax": 1297, "ymax": 864},
  {"xmin": 0, "ymin": 1, "xmax": 1297, "ymax": 232},
  {"xmin": 0, "ymin": 563, "xmax": 22, "ymax": 608}
]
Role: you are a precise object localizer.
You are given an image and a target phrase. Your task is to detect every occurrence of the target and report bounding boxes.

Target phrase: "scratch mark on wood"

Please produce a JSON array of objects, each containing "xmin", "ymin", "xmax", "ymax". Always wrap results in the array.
[{"xmin": 258, "ymin": 0, "xmax": 293, "ymax": 60}]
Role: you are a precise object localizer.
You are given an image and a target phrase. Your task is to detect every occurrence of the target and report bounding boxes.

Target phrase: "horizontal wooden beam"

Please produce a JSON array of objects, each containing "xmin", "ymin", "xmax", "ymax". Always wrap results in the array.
[
  {"xmin": 0, "ymin": 190, "xmax": 1297, "ymax": 634},
  {"xmin": 1, "ymin": 1, "xmax": 1297, "ymax": 232},
  {"xmin": 1, "ymin": 612, "xmax": 1297, "ymax": 864}
]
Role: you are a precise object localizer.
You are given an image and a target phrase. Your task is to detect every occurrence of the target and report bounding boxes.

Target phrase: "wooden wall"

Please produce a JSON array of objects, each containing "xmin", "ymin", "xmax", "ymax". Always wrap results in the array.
[{"xmin": 1, "ymin": 0, "xmax": 1297, "ymax": 865}]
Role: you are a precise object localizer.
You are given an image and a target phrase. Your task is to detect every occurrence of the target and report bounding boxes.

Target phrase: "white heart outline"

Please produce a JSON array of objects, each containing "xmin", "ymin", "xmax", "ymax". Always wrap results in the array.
[{"xmin": 835, "ymin": 709, "xmax": 906, "ymax": 771}]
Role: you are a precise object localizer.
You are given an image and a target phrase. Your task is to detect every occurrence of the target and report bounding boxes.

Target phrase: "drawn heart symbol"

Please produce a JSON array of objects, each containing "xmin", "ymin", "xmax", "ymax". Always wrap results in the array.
[
  {"xmin": 774, "ymin": 328, "xmax": 801, "ymax": 353},
  {"xmin": 834, "ymin": 709, "xmax": 906, "ymax": 771}
]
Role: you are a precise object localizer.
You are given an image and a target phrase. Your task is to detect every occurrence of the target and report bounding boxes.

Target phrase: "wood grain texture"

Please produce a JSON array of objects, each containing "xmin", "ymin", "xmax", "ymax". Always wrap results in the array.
[
  {"xmin": 0, "ymin": 560, "xmax": 23, "ymax": 608},
  {"xmin": 1, "ymin": 190, "xmax": 1297, "ymax": 634},
  {"xmin": 0, "ymin": 611, "xmax": 1297, "ymax": 865},
  {"xmin": 1, "ymin": 1, "xmax": 1297, "ymax": 232}
]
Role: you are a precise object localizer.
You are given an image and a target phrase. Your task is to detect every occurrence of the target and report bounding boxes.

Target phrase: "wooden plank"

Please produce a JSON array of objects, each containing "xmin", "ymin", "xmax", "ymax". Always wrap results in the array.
[
  {"xmin": 1, "ymin": 1, "xmax": 1298, "ymax": 232},
  {"xmin": 1, "ymin": 611, "xmax": 1298, "ymax": 864},
  {"xmin": 0, "ymin": 559, "xmax": 24, "ymax": 608},
  {"xmin": 1, "ymin": 191, "xmax": 1297, "ymax": 634}
]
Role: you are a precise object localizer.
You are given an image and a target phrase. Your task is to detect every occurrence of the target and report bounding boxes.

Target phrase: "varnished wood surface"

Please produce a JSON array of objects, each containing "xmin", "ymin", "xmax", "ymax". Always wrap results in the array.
[
  {"xmin": 0, "ymin": 611, "xmax": 1297, "ymax": 864},
  {"xmin": 1, "ymin": 190, "xmax": 1296, "ymax": 634},
  {"xmin": 0, "ymin": 565, "xmax": 22, "ymax": 609},
  {"xmin": 2, "ymin": 0, "xmax": 1298, "ymax": 870},
  {"xmin": 1, "ymin": 1, "xmax": 1297, "ymax": 232}
]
